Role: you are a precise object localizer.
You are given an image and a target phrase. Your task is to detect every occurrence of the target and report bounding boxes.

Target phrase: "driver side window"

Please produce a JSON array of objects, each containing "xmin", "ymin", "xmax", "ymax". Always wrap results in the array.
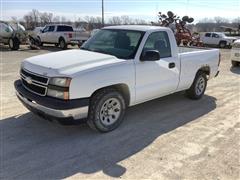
[
  {"xmin": 143, "ymin": 31, "xmax": 171, "ymax": 58},
  {"xmin": 42, "ymin": 26, "xmax": 49, "ymax": 33}
]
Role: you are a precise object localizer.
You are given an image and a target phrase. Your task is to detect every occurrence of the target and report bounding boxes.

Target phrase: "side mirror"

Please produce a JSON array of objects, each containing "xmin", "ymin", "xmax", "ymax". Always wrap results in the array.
[{"xmin": 140, "ymin": 50, "xmax": 160, "ymax": 61}]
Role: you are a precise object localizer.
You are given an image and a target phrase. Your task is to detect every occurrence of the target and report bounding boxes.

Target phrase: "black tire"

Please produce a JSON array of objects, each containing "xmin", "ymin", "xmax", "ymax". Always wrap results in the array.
[
  {"xmin": 219, "ymin": 41, "xmax": 226, "ymax": 48},
  {"xmin": 37, "ymin": 36, "xmax": 43, "ymax": 46},
  {"xmin": 186, "ymin": 71, "xmax": 207, "ymax": 100},
  {"xmin": 87, "ymin": 88, "xmax": 126, "ymax": 133},
  {"xmin": 59, "ymin": 38, "xmax": 67, "ymax": 49},
  {"xmin": 8, "ymin": 37, "xmax": 20, "ymax": 50},
  {"xmin": 232, "ymin": 61, "xmax": 239, "ymax": 67}
]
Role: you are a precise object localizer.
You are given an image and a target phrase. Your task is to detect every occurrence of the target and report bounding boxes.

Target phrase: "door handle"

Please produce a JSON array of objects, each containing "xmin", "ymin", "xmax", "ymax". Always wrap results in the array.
[{"xmin": 169, "ymin": 62, "xmax": 175, "ymax": 69}]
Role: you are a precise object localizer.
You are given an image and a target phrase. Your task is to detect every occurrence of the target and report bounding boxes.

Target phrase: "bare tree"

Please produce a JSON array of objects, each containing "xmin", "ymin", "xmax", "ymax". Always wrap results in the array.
[
  {"xmin": 83, "ymin": 16, "xmax": 102, "ymax": 30},
  {"xmin": 134, "ymin": 18, "xmax": 147, "ymax": 25},
  {"xmin": 214, "ymin": 16, "xmax": 229, "ymax": 24},
  {"xmin": 61, "ymin": 16, "xmax": 67, "ymax": 23},
  {"xmin": 53, "ymin": 16, "xmax": 60, "ymax": 23},
  {"xmin": 23, "ymin": 14, "xmax": 34, "ymax": 29},
  {"xmin": 31, "ymin": 9, "xmax": 40, "ymax": 26},
  {"xmin": 232, "ymin": 17, "xmax": 240, "ymax": 24},
  {"xmin": 199, "ymin": 18, "xmax": 214, "ymax": 23},
  {"xmin": 108, "ymin": 16, "xmax": 122, "ymax": 25},
  {"xmin": 121, "ymin": 15, "xmax": 132, "ymax": 25},
  {"xmin": 39, "ymin": 12, "xmax": 51, "ymax": 25},
  {"xmin": 74, "ymin": 17, "xmax": 82, "ymax": 28}
]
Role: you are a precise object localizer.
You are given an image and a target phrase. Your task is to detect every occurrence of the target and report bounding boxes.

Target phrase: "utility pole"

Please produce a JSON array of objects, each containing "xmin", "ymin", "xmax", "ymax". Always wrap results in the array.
[{"xmin": 102, "ymin": 0, "xmax": 104, "ymax": 27}]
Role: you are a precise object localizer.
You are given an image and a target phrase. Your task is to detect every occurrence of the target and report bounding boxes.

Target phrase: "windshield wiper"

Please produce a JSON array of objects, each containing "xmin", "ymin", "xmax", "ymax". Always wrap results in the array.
[{"xmin": 81, "ymin": 47, "xmax": 120, "ymax": 58}]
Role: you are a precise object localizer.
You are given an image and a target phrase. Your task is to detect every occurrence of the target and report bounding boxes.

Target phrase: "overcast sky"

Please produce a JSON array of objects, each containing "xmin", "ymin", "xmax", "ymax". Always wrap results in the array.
[{"xmin": 1, "ymin": 0, "xmax": 240, "ymax": 22}]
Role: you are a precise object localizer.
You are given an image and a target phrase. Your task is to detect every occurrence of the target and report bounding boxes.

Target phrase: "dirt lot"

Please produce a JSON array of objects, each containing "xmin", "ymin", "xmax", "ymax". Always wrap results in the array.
[{"xmin": 0, "ymin": 45, "xmax": 239, "ymax": 179}]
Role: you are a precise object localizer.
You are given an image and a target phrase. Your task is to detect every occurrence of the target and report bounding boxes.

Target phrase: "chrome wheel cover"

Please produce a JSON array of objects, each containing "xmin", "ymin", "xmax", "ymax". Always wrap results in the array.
[
  {"xmin": 99, "ymin": 98, "xmax": 121, "ymax": 126},
  {"xmin": 60, "ymin": 40, "xmax": 65, "ymax": 48},
  {"xmin": 195, "ymin": 76, "xmax": 205, "ymax": 96}
]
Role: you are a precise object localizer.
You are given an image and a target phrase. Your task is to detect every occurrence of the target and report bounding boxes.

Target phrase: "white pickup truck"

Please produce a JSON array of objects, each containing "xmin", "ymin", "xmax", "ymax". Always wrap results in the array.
[
  {"xmin": 37, "ymin": 24, "xmax": 90, "ymax": 49},
  {"xmin": 231, "ymin": 39, "xmax": 240, "ymax": 67},
  {"xmin": 201, "ymin": 32, "xmax": 237, "ymax": 48},
  {"xmin": 15, "ymin": 25, "xmax": 220, "ymax": 132}
]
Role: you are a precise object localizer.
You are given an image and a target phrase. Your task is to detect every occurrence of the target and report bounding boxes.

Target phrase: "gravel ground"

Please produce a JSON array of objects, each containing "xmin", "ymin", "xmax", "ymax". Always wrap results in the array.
[{"xmin": 0, "ymin": 45, "xmax": 239, "ymax": 179}]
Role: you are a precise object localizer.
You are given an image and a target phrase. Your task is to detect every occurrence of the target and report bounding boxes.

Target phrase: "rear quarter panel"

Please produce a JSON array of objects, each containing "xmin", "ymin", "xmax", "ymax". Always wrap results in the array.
[{"xmin": 177, "ymin": 48, "xmax": 219, "ymax": 91}]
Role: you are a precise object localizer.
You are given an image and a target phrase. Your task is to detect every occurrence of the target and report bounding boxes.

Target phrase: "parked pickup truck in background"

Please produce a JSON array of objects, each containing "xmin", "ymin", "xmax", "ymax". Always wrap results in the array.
[
  {"xmin": 37, "ymin": 24, "xmax": 90, "ymax": 49},
  {"xmin": 201, "ymin": 32, "xmax": 237, "ymax": 48},
  {"xmin": 15, "ymin": 25, "xmax": 220, "ymax": 132},
  {"xmin": 231, "ymin": 39, "xmax": 240, "ymax": 67}
]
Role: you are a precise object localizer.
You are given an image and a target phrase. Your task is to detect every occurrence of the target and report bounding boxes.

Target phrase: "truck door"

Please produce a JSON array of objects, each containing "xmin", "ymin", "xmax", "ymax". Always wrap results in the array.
[
  {"xmin": 46, "ymin": 25, "xmax": 55, "ymax": 43},
  {"xmin": 211, "ymin": 33, "xmax": 220, "ymax": 45},
  {"xmin": 40, "ymin": 26, "xmax": 49, "ymax": 42},
  {"xmin": 203, "ymin": 33, "xmax": 212, "ymax": 45},
  {"xmin": 135, "ymin": 31, "xmax": 180, "ymax": 103}
]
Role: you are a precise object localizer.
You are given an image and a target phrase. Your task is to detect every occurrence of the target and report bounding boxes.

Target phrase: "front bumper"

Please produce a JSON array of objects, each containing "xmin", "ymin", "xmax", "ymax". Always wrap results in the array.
[{"xmin": 14, "ymin": 80, "xmax": 89, "ymax": 121}]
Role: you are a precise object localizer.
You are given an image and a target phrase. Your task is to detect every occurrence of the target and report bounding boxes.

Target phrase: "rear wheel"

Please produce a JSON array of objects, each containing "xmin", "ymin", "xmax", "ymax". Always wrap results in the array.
[
  {"xmin": 186, "ymin": 72, "xmax": 207, "ymax": 100},
  {"xmin": 8, "ymin": 37, "xmax": 20, "ymax": 50},
  {"xmin": 219, "ymin": 41, "xmax": 226, "ymax": 48},
  {"xmin": 87, "ymin": 88, "xmax": 126, "ymax": 132},
  {"xmin": 232, "ymin": 61, "xmax": 239, "ymax": 67},
  {"xmin": 59, "ymin": 38, "xmax": 67, "ymax": 49}
]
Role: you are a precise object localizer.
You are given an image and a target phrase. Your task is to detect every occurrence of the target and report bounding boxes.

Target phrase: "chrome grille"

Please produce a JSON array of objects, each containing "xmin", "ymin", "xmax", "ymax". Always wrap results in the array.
[{"xmin": 20, "ymin": 68, "xmax": 49, "ymax": 96}]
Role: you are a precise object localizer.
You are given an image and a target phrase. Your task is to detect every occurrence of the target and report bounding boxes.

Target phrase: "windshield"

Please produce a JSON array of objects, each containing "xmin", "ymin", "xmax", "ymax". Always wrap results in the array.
[{"xmin": 81, "ymin": 29, "xmax": 145, "ymax": 59}]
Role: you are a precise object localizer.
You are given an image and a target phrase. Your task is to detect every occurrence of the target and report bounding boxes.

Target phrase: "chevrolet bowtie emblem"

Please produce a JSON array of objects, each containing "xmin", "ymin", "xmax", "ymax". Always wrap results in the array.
[{"xmin": 25, "ymin": 76, "xmax": 32, "ymax": 84}]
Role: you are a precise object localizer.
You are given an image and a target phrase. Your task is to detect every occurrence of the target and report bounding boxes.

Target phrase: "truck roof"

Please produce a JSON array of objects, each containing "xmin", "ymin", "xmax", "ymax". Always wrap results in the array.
[
  {"xmin": 45, "ymin": 24, "xmax": 72, "ymax": 27},
  {"xmin": 103, "ymin": 25, "xmax": 170, "ymax": 32}
]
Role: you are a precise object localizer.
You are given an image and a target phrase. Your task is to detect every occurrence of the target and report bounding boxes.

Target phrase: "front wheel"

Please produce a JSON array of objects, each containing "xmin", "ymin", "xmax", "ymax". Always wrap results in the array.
[
  {"xmin": 186, "ymin": 72, "xmax": 207, "ymax": 100},
  {"xmin": 37, "ymin": 37, "xmax": 43, "ymax": 46},
  {"xmin": 87, "ymin": 88, "xmax": 126, "ymax": 132},
  {"xmin": 9, "ymin": 37, "xmax": 20, "ymax": 50}
]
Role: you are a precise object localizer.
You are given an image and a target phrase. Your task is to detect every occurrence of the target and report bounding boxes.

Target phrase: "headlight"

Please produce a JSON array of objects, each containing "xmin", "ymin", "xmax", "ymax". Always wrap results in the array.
[
  {"xmin": 49, "ymin": 77, "xmax": 71, "ymax": 87},
  {"xmin": 47, "ymin": 89, "xmax": 69, "ymax": 100},
  {"xmin": 47, "ymin": 77, "xmax": 71, "ymax": 100}
]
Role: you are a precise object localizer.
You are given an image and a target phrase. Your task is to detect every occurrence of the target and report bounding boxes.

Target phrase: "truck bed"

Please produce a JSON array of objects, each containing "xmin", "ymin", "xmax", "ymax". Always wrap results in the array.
[
  {"xmin": 178, "ymin": 46, "xmax": 215, "ymax": 53},
  {"xmin": 177, "ymin": 46, "xmax": 220, "ymax": 92}
]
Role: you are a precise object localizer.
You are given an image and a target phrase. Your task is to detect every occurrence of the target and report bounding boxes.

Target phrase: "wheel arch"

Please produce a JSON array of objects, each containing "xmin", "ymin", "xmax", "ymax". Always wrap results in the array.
[
  {"xmin": 219, "ymin": 40, "xmax": 227, "ymax": 46},
  {"xmin": 197, "ymin": 65, "xmax": 210, "ymax": 78},
  {"xmin": 58, "ymin": 36, "xmax": 65, "ymax": 42},
  {"xmin": 90, "ymin": 83, "xmax": 131, "ymax": 106}
]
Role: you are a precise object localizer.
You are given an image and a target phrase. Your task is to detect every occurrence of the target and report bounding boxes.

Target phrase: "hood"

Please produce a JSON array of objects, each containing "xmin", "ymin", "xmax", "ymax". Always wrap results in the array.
[{"xmin": 22, "ymin": 49, "xmax": 125, "ymax": 77}]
